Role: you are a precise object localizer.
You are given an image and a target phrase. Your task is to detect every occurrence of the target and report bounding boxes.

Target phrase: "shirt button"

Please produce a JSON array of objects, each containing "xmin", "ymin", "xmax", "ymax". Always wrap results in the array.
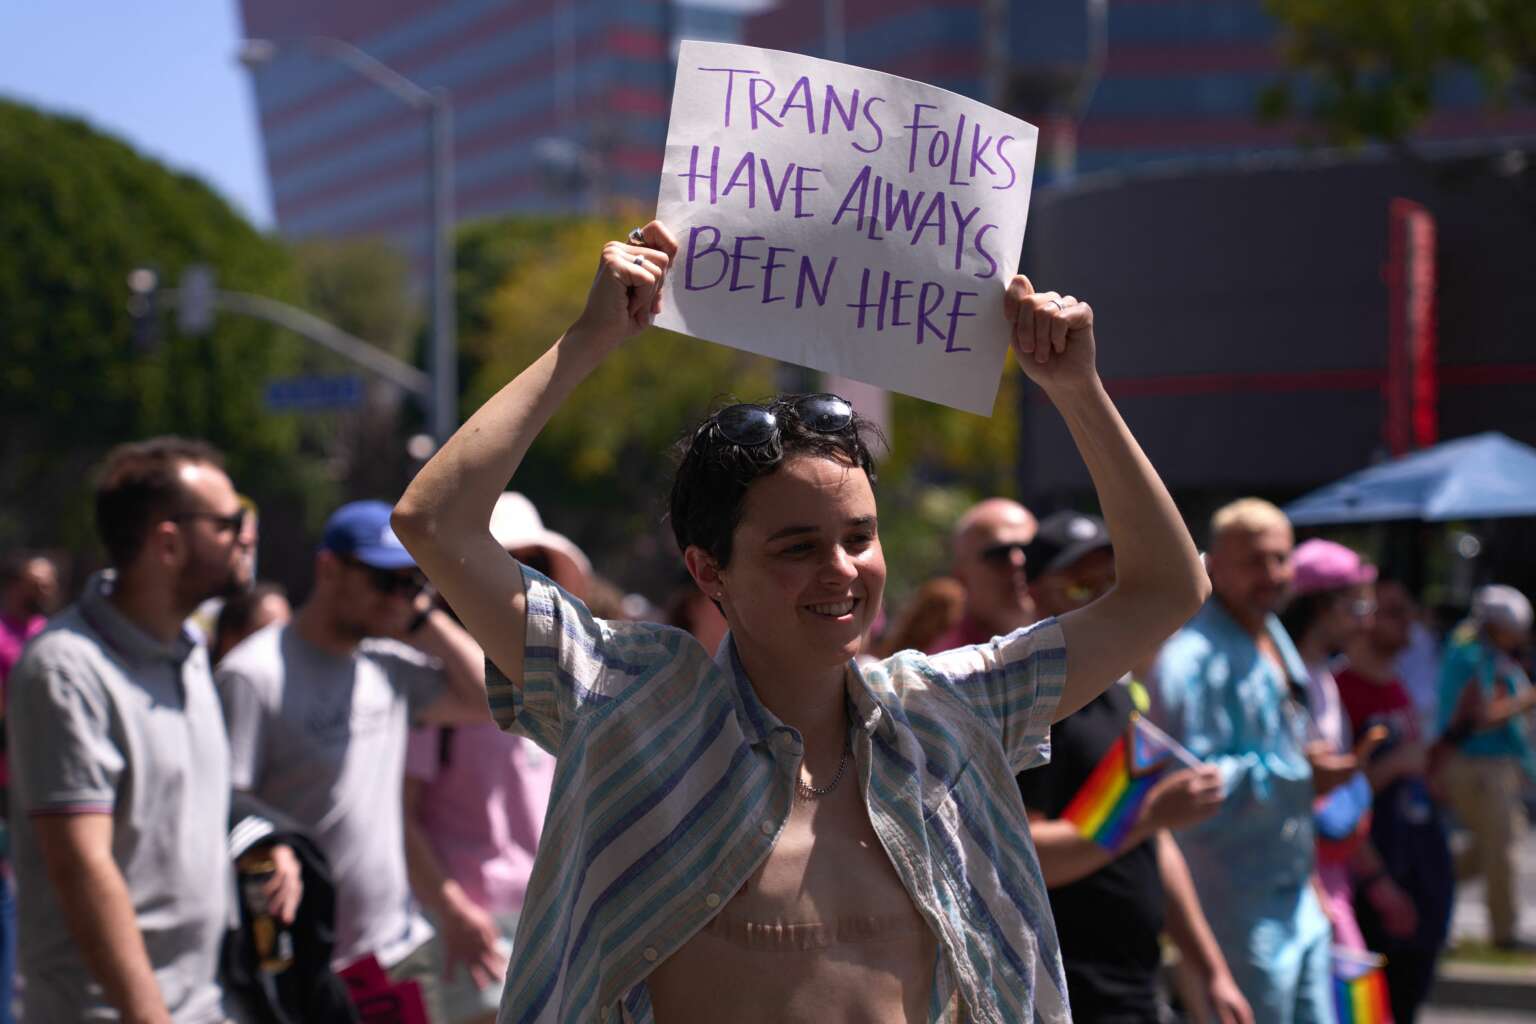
[
  {"xmin": 760, "ymin": 820, "xmax": 775, "ymax": 836},
  {"xmin": 643, "ymin": 946, "xmax": 659, "ymax": 962},
  {"xmin": 705, "ymin": 893, "xmax": 721, "ymax": 908}
]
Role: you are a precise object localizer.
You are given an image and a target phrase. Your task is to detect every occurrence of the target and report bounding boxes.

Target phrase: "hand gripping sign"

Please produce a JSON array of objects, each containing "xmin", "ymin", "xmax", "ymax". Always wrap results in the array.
[{"xmin": 653, "ymin": 41, "xmax": 1038, "ymax": 416}]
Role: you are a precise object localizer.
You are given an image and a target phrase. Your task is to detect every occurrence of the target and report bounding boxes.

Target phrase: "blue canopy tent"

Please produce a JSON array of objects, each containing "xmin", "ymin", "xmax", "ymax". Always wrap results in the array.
[{"xmin": 1285, "ymin": 432, "xmax": 1536, "ymax": 526}]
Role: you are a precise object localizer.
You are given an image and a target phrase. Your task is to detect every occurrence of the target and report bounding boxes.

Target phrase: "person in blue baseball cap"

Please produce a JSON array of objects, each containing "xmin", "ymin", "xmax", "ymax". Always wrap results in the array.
[{"xmin": 216, "ymin": 499, "xmax": 493, "ymax": 1018}]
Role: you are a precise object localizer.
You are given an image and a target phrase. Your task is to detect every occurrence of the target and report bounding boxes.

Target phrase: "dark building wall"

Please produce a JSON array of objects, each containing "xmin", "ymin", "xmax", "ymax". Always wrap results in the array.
[{"xmin": 1017, "ymin": 145, "xmax": 1536, "ymax": 505}]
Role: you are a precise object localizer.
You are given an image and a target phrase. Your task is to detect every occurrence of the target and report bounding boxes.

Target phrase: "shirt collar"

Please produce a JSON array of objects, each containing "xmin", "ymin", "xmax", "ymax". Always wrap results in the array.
[
  {"xmin": 1201, "ymin": 598, "xmax": 1309, "ymax": 687},
  {"xmin": 714, "ymin": 632, "xmax": 892, "ymax": 745},
  {"xmin": 78, "ymin": 571, "xmax": 198, "ymax": 666}
]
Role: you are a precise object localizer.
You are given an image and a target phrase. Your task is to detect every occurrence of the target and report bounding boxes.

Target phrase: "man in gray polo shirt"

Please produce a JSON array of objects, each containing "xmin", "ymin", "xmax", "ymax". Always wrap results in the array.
[
  {"xmin": 217, "ymin": 500, "xmax": 491, "ymax": 1013},
  {"xmin": 7, "ymin": 437, "xmax": 297, "ymax": 1023}
]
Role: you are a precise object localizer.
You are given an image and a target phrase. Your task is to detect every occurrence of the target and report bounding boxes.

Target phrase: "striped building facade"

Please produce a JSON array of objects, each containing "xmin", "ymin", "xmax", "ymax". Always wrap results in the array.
[{"xmin": 239, "ymin": 0, "xmax": 678, "ymax": 272}]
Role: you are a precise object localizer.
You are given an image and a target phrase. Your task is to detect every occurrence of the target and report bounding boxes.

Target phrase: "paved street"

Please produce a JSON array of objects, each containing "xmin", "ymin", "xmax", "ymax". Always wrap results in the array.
[
  {"xmin": 1426, "ymin": 1011, "xmax": 1536, "ymax": 1024},
  {"xmin": 1428, "ymin": 810, "xmax": 1536, "ymax": 1022},
  {"xmin": 1448, "ymin": 811, "xmax": 1536, "ymax": 946}
]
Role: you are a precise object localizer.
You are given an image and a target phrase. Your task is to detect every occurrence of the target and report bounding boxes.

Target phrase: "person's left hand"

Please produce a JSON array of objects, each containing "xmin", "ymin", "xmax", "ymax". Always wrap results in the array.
[
  {"xmin": 1002, "ymin": 276, "xmax": 1097, "ymax": 393},
  {"xmin": 1207, "ymin": 970, "xmax": 1254, "ymax": 1024},
  {"xmin": 1307, "ymin": 725, "xmax": 1388, "ymax": 795},
  {"xmin": 263, "ymin": 844, "xmax": 304, "ymax": 925}
]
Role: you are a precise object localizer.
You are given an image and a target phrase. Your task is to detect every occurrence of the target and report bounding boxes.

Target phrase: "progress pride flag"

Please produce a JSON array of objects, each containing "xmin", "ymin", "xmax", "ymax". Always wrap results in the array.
[{"xmin": 653, "ymin": 41, "xmax": 1038, "ymax": 416}]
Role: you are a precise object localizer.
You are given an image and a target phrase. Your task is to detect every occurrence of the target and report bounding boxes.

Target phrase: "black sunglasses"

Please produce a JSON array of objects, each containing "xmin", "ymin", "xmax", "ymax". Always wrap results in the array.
[
  {"xmin": 705, "ymin": 393, "xmax": 855, "ymax": 447},
  {"xmin": 980, "ymin": 542, "xmax": 1028, "ymax": 567},
  {"xmin": 340, "ymin": 556, "xmax": 430, "ymax": 598},
  {"xmin": 170, "ymin": 507, "xmax": 251, "ymax": 535}
]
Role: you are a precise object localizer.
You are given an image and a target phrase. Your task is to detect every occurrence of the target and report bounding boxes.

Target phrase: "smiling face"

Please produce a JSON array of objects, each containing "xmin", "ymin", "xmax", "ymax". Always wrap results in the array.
[
  {"xmin": 1208, "ymin": 522, "xmax": 1294, "ymax": 626},
  {"xmin": 689, "ymin": 455, "xmax": 885, "ymax": 677}
]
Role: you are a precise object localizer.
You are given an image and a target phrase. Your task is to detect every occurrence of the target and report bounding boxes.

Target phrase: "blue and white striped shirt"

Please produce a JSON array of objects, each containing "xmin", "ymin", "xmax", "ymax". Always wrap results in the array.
[{"xmin": 489, "ymin": 567, "xmax": 1071, "ymax": 1024}]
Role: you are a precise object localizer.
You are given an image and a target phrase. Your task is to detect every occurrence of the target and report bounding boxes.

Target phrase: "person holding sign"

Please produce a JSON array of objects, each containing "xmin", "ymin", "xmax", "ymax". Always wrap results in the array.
[{"xmin": 391, "ymin": 220, "xmax": 1208, "ymax": 1023}]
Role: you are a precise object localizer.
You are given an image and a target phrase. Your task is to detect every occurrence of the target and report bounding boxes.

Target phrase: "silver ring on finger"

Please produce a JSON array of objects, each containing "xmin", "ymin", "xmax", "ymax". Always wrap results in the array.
[
  {"xmin": 1046, "ymin": 299, "xmax": 1063, "ymax": 312},
  {"xmin": 628, "ymin": 227, "xmax": 646, "ymax": 245}
]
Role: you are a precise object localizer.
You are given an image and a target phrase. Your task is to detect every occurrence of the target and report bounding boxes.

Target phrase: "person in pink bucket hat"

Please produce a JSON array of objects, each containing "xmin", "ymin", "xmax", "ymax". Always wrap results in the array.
[{"xmin": 1280, "ymin": 540, "xmax": 1388, "ymax": 958}]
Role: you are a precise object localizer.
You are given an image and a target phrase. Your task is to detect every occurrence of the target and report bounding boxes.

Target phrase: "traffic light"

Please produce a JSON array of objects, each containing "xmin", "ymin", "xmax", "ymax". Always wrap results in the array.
[{"xmin": 126, "ymin": 267, "xmax": 159, "ymax": 354}]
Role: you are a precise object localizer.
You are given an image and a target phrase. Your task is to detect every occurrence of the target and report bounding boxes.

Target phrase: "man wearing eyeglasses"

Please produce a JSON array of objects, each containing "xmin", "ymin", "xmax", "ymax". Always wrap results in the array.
[
  {"xmin": 1017, "ymin": 513, "xmax": 1249, "ymax": 1024},
  {"xmin": 7, "ymin": 437, "xmax": 265, "ymax": 1023},
  {"xmin": 925, "ymin": 497, "xmax": 1038, "ymax": 654},
  {"xmin": 216, "ymin": 500, "xmax": 490, "ymax": 1017}
]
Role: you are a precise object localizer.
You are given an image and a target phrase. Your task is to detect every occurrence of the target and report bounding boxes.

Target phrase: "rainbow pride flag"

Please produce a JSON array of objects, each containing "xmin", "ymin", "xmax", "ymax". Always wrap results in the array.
[
  {"xmin": 1060, "ymin": 713, "xmax": 1195, "ymax": 850},
  {"xmin": 1332, "ymin": 948, "xmax": 1393, "ymax": 1024}
]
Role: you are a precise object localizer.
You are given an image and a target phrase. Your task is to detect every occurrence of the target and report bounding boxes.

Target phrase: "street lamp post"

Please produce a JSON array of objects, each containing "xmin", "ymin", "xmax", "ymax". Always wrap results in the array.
[{"xmin": 238, "ymin": 37, "xmax": 457, "ymax": 447}]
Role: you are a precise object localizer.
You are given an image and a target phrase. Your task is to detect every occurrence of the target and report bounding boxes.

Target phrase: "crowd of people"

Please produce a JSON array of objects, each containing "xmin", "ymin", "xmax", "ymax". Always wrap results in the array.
[{"xmin": 0, "ymin": 222, "xmax": 1532, "ymax": 1024}]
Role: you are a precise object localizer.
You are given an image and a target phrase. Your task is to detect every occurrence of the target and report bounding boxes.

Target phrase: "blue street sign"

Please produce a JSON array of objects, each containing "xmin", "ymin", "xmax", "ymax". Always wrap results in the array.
[{"xmin": 263, "ymin": 374, "xmax": 364, "ymax": 412}]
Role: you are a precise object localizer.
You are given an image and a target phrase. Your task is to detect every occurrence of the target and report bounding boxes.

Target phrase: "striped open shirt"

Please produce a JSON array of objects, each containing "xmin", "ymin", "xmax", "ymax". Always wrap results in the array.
[{"xmin": 488, "ymin": 567, "xmax": 1072, "ymax": 1024}]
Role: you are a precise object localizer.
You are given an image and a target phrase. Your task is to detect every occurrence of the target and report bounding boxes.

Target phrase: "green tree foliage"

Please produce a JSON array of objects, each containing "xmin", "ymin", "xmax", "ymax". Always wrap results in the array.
[
  {"xmin": 290, "ymin": 238, "xmax": 421, "ymax": 502},
  {"xmin": 0, "ymin": 99, "xmax": 324, "ymax": 561},
  {"xmin": 462, "ymin": 216, "xmax": 1025, "ymax": 602},
  {"xmin": 1262, "ymin": 0, "xmax": 1536, "ymax": 144},
  {"xmin": 467, "ymin": 218, "xmax": 779, "ymax": 583}
]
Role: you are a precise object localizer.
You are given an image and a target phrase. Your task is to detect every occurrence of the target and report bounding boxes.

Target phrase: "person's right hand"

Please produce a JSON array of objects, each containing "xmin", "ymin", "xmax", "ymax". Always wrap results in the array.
[
  {"xmin": 572, "ymin": 220, "xmax": 679, "ymax": 345},
  {"xmin": 1139, "ymin": 766, "xmax": 1224, "ymax": 832},
  {"xmin": 440, "ymin": 888, "xmax": 507, "ymax": 990},
  {"xmin": 1364, "ymin": 875, "xmax": 1419, "ymax": 939}
]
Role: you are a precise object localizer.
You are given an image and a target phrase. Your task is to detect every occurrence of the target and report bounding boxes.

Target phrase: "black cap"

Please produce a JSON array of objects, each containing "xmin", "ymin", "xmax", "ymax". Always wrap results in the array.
[{"xmin": 1023, "ymin": 511, "xmax": 1112, "ymax": 577}]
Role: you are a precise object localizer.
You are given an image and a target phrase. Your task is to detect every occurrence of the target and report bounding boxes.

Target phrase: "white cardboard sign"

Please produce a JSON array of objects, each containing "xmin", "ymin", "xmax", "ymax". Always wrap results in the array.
[{"xmin": 653, "ymin": 40, "xmax": 1038, "ymax": 416}]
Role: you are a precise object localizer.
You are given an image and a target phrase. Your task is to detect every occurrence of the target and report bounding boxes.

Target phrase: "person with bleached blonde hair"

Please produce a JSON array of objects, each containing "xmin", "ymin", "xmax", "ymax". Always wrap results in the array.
[{"xmin": 1150, "ymin": 498, "xmax": 1378, "ymax": 1023}]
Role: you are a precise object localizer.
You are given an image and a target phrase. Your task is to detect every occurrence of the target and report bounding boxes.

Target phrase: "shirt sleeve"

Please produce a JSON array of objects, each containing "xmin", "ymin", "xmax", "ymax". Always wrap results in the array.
[
  {"xmin": 215, "ymin": 664, "xmax": 269, "ymax": 792},
  {"xmin": 1149, "ymin": 637, "xmax": 1312, "ymax": 852},
  {"xmin": 8, "ymin": 645, "xmax": 121, "ymax": 815},
  {"xmin": 405, "ymin": 725, "xmax": 442, "ymax": 783},
  {"xmin": 492, "ymin": 565, "xmax": 677, "ymax": 755},
  {"xmin": 923, "ymin": 617, "xmax": 1068, "ymax": 774},
  {"xmin": 359, "ymin": 640, "xmax": 446, "ymax": 719},
  {"xmin": 1015, "ymin": 724, "xmax": 1067, "ymax": 816}
]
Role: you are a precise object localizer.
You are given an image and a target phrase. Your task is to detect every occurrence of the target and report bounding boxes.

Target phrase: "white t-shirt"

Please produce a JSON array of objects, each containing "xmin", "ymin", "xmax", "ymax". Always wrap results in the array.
[
  {"xmin": 1303, "ymin": 657, "xmax": 1350, "ymax": 752},
  {"xmin": 216, "ymin": 623, "xmax": 443, "ymax": 967}
]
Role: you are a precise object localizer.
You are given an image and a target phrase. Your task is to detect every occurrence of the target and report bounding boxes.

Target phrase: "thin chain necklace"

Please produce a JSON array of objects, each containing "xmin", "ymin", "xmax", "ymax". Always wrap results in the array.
[{"xmin": 796, "ymin": 726, "xmax": 853, "ymax": 801}]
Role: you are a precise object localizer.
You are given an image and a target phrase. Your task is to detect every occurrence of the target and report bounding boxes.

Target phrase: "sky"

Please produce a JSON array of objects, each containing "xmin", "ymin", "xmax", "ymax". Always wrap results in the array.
[{"xmin": 0, "ymin": 1, "xmax": 274, "ymax": 227}]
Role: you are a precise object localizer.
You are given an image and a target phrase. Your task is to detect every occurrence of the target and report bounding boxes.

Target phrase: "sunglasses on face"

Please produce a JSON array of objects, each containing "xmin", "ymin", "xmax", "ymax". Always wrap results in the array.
[
  {"xmin": 980, "ymin": 542, "xmax": 1028, "ymax": 567},
  {"xmin": 704, "ymin": 393, "xmax": 855, "ymax": 447},
  {"xmin": 341, "ymin": 557, "xmax": 429, "ymax": 599},
  {"xmin": 169, "ymin": 507, "xmax": 251, "ymax": 536}
]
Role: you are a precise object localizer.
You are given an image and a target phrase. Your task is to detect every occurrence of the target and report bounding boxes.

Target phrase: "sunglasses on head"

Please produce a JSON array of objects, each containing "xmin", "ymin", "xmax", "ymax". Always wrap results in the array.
[
  {"xmin": 980, "ymin": 542, "xmax": 1028, "ymax": 567},
  {"xmin": 340, "ymin": 556, "xmax": 429, "ymax": 598},
  {"xmin": 704, "ymin": 393, "xmax": 855, "ymax": 448},
  {"xmin": 169, "ymin": 507, "xmax": 251, "ymax": 535}
]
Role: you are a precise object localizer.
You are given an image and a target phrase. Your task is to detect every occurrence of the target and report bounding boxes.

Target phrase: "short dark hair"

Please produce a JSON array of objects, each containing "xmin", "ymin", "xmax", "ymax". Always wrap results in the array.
[
  {"xmin": 94, "ymin": 437, "xmax": 225, "ymax": 567},
  {"xmin": 1280, "ymin": 589, "xmax": 1341, "ymax": 643},
  {"xmin": 668, "ymin": 395, "xmax": 882, "ymax": 567},
  {"xmin": 0, "ymin": 550, "xmax": 51, "ymax": 589},
  {"xmin": 215, "ymin": 581, "xmax": 287, "ymax": 649}
]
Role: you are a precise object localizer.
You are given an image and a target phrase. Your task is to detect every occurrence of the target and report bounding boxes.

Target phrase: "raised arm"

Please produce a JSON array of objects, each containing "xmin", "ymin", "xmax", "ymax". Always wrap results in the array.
[
  {"xmin": 1003, "ymin": 278, "xmax": 1209, "ymax": 720},
  {"xmin": 392, "ymin": 223, "xmax": 677, "ymax": 682}
]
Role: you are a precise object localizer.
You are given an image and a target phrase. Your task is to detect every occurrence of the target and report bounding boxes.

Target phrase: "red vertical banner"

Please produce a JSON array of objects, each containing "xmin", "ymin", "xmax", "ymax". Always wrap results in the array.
[{"xmin": 1385, "ymin": 198, "xmax": 1438, "ymax": 455}]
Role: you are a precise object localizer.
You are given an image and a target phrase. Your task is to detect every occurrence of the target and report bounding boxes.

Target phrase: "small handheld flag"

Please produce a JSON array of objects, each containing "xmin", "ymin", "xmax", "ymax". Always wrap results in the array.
[
  {"xmin": 1332, "ymin": 947, "xmax": 1393, "ymax": 1024},
  {"xmin": 1061, "ymin": 713, "xmax": 1202, "ymax": 850}
]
